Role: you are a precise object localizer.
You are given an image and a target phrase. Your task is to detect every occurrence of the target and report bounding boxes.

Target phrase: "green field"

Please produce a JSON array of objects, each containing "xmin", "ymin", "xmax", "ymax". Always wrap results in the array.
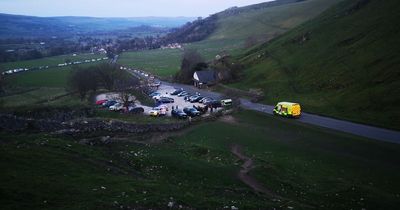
[
  {"xmin": 0, "ymin": 55, "xmax": 108, "ymax": 110},
  {"xmin": 0, "ymin": 53, "xmax": 105, "ymax": 71},
  {"xmin": 230, "ymin": 0, "xmax": 400, "ymax": 129},
  {"xmin": 118, "ymin": 49, "xmax": 183, "ymax": 78},
  {"xmin": 1, "ymin": 53, "xmax": 106, "ymax": 100},
  {"xmin": 6, "ymin": 67, "xmax": 73, "ymax": 88},
  {"xmin": 2, "ymin": 110, "xmax": 399, "ymax": 209}
]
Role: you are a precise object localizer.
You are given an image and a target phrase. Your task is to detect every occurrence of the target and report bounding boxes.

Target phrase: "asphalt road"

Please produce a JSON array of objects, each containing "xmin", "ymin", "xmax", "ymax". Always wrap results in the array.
[
  {"xmin": 240, "ymin": 99, "xmax": 400, "ymax": 144},
  {"xmin": 124, "ymin": 68, "xmax": 400, "ymax": 144}
]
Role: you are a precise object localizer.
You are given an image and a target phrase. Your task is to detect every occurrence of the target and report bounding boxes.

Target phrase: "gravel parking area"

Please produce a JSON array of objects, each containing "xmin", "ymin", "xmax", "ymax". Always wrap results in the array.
[{"xmin": 96, "ymin": 83, "xmax": 219, "ymax": 117}]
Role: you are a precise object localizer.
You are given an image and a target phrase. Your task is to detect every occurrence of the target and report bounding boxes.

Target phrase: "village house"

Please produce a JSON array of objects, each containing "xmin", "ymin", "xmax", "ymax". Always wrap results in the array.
[{"xmin": 193, "ymin": 70, "xmax": 217, "ymax": 88}]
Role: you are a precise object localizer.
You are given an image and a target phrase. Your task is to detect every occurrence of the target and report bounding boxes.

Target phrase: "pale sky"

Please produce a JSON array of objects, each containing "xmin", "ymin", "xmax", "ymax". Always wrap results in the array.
[{"xmin": 0, "ymin": 0, "xmax": 273, "ymax": 17}]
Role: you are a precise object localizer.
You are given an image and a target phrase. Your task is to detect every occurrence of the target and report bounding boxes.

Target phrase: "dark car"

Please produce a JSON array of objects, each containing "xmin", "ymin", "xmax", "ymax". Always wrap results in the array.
[
  {"xmin": 102, "ymin": 100, "xmax": 118, "ymax": 108},
  {"xmin": 171, "ymin": 89, "xmax": 183, "ymax": 95},
  {"xmin": 183, "ymin": 107, "xmax": 201, "ymax": 117},
  {"xmin": 171, "ymin": 109, "xmax": 188, "ymax": 119},
  {"xmin": 158, "ymin": 97, "xmax": 174, "ymax": 103},
  {"xmin": 200, "ymin": 97, "xmax": 214, "ymax": 104},
  {"xmin": 184, "ymin": 95, "xmax": 194, "ymax": 101},
  {"xmin": 189, "ymin": 96, "xmax": 204, "ymax": 103},
  {"xmin": 206, "ymin": 100, "xmax": 222, "ymax": 108},
  {"xmin": 178, "ymin": 91, "xmax": 189, "ymax": 97},
  {"xmin": 149, "ymin": 92, "xmax": 161, "ymax": 97},
  {"xmin": 129, "ymin": 107, "xmax": 145, "ymax": 114},
  {"xmin": 194, "ymin": 105, "xmax": 208, "ymax": 115}
]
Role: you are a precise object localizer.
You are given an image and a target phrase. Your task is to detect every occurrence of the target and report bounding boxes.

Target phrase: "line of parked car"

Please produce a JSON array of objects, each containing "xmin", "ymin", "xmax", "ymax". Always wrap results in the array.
[
  {"xmin": 95, "ymin": 99, "xmax": 145, "ymax": 114},
  {"xmin": 1, "ymin": 57, "xmax": 108, "ymax": 76},
  {"xmin": 170, "ymin": 89, "xmax": 225, "ymax": 108}
]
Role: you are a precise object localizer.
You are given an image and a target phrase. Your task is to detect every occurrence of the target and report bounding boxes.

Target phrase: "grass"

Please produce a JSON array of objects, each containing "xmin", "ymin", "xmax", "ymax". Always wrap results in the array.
[
  {"xmin": 1, "ymin": 110, "xmax": 399, "ymax": 209},
  {"xmin": 5, "ymin": 67, "xmax": 73, "ymax": 88},
  {"xmin": 0, "ymin": 53, "xmax": 105, "ymax": 71},
  {"xmin": 94, "ymin": 109, "xmax": 179, "ymax": 124},
  {"xmin": 209, "ymin": 0, "xmax": 341, "ymax": 42},
  {"xmin": 1, "ymin": 87, "xmax": 68, "ymax": 108},
  {"xmin": 118, "ymin": 49, "xmax": 183, "ymax": 78},
  {"xmin": 230, "ymin": 0, "xmax": 400, "ymax": 129}
]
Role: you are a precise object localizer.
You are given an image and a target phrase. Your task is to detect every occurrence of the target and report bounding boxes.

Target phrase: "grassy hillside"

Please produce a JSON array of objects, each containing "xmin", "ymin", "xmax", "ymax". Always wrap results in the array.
[
  {"xmin": 231, "ymin": 0, "xmax": 400, "ymax": 129},
  {"xmin": 208, "ymin": 0, "xmax": 341, "ymax": 42},
  {"xmin": 118, "ymin": 0, "xmax": 341, "ymax": 77},
  {"xmin": 2, "ymin": 110, "xmax": 399, "ymax": 209}
]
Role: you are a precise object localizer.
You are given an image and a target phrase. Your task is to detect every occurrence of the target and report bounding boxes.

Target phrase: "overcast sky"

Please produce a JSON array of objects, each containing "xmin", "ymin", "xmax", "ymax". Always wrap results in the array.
[{"xmin": 0, "ymin": 0, "xmax": 273, "ymax": 17}]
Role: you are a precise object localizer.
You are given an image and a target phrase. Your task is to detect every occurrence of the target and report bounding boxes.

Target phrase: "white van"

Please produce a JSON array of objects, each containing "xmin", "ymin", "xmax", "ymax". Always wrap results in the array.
[{"xmin": 221, "ymin": 99, "xmax": 233, "ymax": 107}]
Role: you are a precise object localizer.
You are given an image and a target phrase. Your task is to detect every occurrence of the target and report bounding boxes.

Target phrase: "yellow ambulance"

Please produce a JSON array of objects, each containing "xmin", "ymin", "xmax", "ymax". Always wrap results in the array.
[{"xmin": 273, "ymin": 102, "xmax": 301, "ymax": 118}]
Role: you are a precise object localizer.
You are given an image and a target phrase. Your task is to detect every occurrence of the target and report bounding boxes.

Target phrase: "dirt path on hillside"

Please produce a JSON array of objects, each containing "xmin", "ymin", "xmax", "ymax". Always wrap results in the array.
[{"xmin": 231, "ymin": 144, "xmax": 275, "ymax": 197}]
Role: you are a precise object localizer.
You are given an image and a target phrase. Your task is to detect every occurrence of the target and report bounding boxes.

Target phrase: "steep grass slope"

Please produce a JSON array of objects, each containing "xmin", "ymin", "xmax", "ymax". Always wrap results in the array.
[
  {"xmin": 208, "ymin": 0, "xmax": 341, "ymax": 42},
  {"xmin": 232, "ymin": 0, "xmax": 400, "ymax": 129}
]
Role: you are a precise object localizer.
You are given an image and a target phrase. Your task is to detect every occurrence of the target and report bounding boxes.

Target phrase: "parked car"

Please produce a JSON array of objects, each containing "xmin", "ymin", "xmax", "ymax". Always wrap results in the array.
[
  {"xmin": 171, "ymin": 89, "xmax": 183, "ymax": 95},
  {"xmin": 149, "ymin": 109, "xmax": 159, "ymax": 117},
  {"xmin": 149, "ymin": 82, "xmax": 161, "ymax": 87},
  {"xmin": 189, "ymin": 96, "xmax": 204, "ymax": 103},
  {"xmin": 157, "ymin": 105, "xmax": 169, "ymax": 111},
  {"xmin": 96, "ymin": 99, "xmax": 108, "ymax": 105},
  {"xmin": 158, "ymin": 97, "xmax": 174, "ymax": 103},
  {"xmin": 184, "ymin": 95, "xmax": 195, "ymax": 101},
  {"xmin": 153, "ymin": 94, "xmax": 169, "ymax": 100},
  {"xmin": 183, "ymin": 107, "xmax": 201, "ymax": 117},
  {"xmin": 129, "ymin": 107, "xmax": 145, "ymax": 114},
  {"xmin": 149, "ymin": 92, "xmax": 161, "ymax": 97},
  {"xmin": 206, "ymin": 100, "xmax": 222, "ymax": 108},
  {"xmin": 102, "ymin": 100, "xmax": 118, "ymax": 108},
  {"xmin": 200, "ymin": 97, "xmax": 214, "ymax": 104},
  {"xmin": 149, "ymin": 107, "xmax": 167, "ymax": 116},
  {"xmin": 171, "ymin": 109, "xmax": 188, "ymax": 119},
  {"xmin": 177, "ymin": 91, "xmax": 189, "ymax": 97},
  {"xmin": 193, "ymin": 105, "xmax": 208, "ymax": 115},
  {"xmin": 109, "ymin": 103, "xmax": 124, "ymax": 111}
]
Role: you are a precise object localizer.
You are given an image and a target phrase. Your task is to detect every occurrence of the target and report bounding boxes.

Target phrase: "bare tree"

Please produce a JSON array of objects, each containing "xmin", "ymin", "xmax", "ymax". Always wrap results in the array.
[
  {"xmin": 68, "ymin": 67, "xmax": 98, "ymax": 100},
  {"xmin": 175, "ymin": 49, "xmax": 205, "ymax": 83},
  {"xmin": 115, "ymin": 75, "xmax": 141, "ymax": 110},
  {"xmin": 95, "ymin": 63, "xmax": 121, "ymax": 90}
]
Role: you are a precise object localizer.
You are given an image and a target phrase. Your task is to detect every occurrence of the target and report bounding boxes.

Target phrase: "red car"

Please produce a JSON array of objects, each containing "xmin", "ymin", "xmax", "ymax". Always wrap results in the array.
[{"xmin": 96, "ymin": 99, "xmax": 108, "ymax": 105}]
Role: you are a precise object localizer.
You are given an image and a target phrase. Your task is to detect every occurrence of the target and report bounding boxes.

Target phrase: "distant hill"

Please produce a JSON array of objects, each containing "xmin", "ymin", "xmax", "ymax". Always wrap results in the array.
[
  {"xmin": 0, "ymin": 13, "xmax": 195, "ymax": 38},
  {"xmin": 231, "ymin": 0, "xmax": 400, "ymax": 129}
]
